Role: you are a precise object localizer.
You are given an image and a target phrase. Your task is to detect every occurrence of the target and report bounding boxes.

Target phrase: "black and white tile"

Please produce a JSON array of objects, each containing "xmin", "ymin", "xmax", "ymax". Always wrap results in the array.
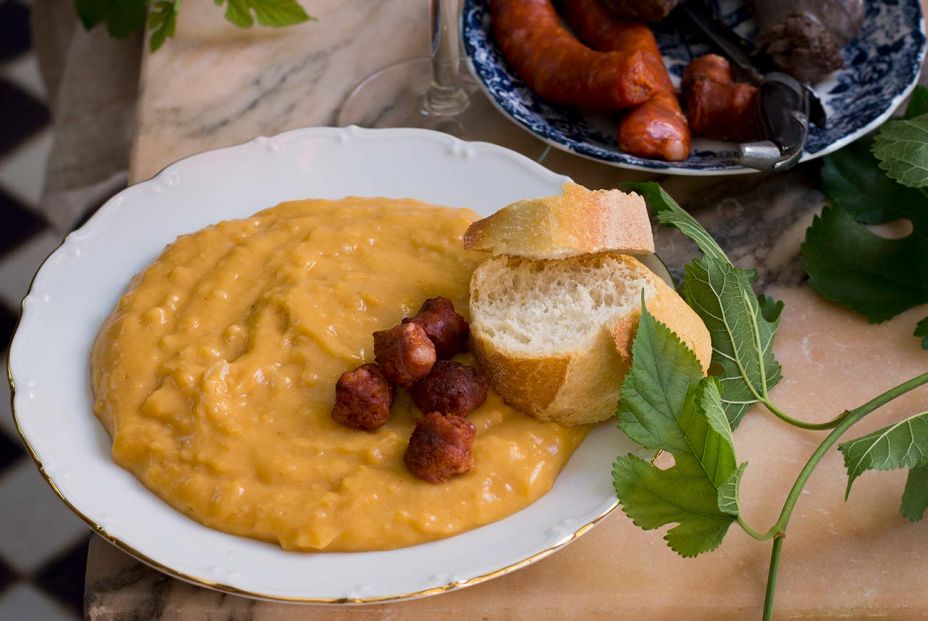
[{"xmin": 0, "ymin": 1, "xmax": 92, "ymax": 619}]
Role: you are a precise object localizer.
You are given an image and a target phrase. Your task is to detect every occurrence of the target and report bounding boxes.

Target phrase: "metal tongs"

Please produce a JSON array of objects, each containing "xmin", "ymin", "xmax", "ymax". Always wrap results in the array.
[{"xmin": 681, "ymin": 3, "xmax": 827, "ymax": 172}]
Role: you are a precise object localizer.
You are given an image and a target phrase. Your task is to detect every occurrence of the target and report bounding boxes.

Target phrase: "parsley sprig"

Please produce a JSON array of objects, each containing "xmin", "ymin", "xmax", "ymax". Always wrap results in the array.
[
  {"xmin": 74, "ymin": 0, "xmax": 312, "ymax": 51},
  {"xmin": 619, "ymin": 183, "xmax": 928, "ymax": 621}
]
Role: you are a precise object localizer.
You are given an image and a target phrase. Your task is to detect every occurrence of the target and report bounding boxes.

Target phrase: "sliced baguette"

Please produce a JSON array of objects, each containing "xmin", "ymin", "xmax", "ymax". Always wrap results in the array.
[
  {"xmin": 469, "ymin": 252, "xmax": 711, "ymax": 426},
  {"xmin": 463, "ymin": 181, "xmax": 654, "ymax": 259}
]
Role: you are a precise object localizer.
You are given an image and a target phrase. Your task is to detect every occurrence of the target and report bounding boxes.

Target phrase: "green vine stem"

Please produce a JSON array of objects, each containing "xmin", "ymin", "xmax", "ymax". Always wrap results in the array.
[
  {"xmin": 760, "ymin": 398, "xmax": 850, "ymax": 431},
  {"xmin": 759, "ymin": 371, "xmax": 928, "ymax": 621}
]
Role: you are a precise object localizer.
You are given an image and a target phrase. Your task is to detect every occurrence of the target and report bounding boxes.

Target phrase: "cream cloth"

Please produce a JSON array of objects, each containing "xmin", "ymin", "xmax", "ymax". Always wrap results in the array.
[{"xmin": 31, "ymin": 1, "xmax": 141, "ymax": 231}]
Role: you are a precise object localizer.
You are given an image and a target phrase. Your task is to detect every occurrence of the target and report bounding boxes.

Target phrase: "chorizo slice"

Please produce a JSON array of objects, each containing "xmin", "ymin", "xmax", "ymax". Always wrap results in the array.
[
  {"xmin": 331, "ymin": 363, "xmax": 395, "ymax": 431},
  {"xmin": 491, "ymin": 0, "xmax": 661, "ymax": 111},
  {"xmin": 404, "ymin": 412, "xmax": 476, "ymax": 484}
]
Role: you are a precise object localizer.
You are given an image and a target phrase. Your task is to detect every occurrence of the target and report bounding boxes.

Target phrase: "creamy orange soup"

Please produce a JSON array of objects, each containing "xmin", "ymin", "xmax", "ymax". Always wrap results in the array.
[{"xmin": 91, "ymin": 197, "xmax": 588, "ymax": 551}]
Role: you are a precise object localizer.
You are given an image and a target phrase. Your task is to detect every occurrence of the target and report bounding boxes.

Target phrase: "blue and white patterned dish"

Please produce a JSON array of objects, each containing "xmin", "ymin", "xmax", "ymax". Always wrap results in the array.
[{"xmin": 462, "ymin": 0, "xmax": 927, "ymax": 175}]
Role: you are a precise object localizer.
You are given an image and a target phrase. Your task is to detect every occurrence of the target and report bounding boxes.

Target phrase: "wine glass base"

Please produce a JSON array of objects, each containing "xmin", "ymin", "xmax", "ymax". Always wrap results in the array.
[{"xmin": 337, "ymin": 58, "xmax": 550, "ymax": 161}]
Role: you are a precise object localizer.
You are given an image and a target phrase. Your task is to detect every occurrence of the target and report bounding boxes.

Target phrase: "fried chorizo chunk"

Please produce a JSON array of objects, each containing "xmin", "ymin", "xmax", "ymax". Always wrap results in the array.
[
  {"xmin": 403, "ymin": 297, "xmax": 470, "ymax": 359},
  {"xmin": 373, "ymin": 322, "xmax": 437, "ymax": 387},
  {"xmin": 408, "ymin": 360, "xmax": 489, "ymax": 417},
  {"xmin": 404, "ymin": 412, "xmax": 476, "ymax": 484},
  {"xmin": 331, "ymin": 363, "xmax": 395, "ymax": 430}
]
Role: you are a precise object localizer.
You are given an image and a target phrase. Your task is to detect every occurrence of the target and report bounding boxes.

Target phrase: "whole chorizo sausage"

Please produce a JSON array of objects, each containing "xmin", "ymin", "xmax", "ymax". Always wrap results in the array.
[
  {"xmin": 491, "ymin": 0, "xmax": 661, "ymax": 111},
  {"xmin": 564, "ymin": 0, "xmax": 691, "ymax": 161}
]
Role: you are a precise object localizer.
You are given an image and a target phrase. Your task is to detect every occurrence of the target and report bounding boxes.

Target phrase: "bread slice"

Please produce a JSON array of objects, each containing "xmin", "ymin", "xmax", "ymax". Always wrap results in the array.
[
  {"xmin": 469, "ymin": 253, "xmax": 711, "ymax": 426},
  {"xmin": 463, "ymin": 182, "xmax": 654, "ymax": 259}
]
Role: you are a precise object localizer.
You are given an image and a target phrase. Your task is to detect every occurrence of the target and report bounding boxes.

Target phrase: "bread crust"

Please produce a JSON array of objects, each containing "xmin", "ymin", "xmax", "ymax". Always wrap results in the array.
[
  {"xmin": 463, "ymin": 182, "xmax": 655, "ymax": 259},
  {"xmin": 470, "ymin": 253, "xmax": 711, "ymax": 426}
]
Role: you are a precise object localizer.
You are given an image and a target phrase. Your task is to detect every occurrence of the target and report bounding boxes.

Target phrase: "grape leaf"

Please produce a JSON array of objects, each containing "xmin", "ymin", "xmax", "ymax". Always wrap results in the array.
[
  {"xmin": 217, "ymin": 0, "xmax": 311, "ymax": 28},
  {"xmin": 613, "ymin": 303, "xmax": 741, "ymax": 557},
  {"xmin": 718, "ymin": 462, "xmax": 747, "ymax": 517},
  {"xmin": 74, "ymin": 0, "xmax": 147, "ymax": 38},
  {"xmin": 683, "ymin": 259, "xmax": 783, "ymax": 428},
  {"xmin": 148, "ymin": 0, "xmax": 181, "ymax": 51},
  {"xmin": 838, "ymin": 411, "xmax": 928, "ymax": 498},
  {"xmin": 873, "ymin": 114, "xmax": 928, "ymax": 189},
  {"xmin": 808, "ymin": 93, "xmax": 928, "ymax": 345},
  {"xmin": 802, "ymin": 205, "xmax": 928, "ymax": 323},
  {"xmin": 821, "ymin": 139, "xmax": 928, "ymax": 225},
  {"xmin": 901, "ymin": 465, "xmax": 928, "ymax": 521},
  {"xmin": 626, "ymin": 182, "xmax": 783, "ymax": 428}
]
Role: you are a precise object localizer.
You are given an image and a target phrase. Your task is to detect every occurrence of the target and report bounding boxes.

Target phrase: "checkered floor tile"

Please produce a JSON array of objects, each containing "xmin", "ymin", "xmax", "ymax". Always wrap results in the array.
[{"xmin": 0, "ymin": 1, "xmax": 95, "ymax": 619}]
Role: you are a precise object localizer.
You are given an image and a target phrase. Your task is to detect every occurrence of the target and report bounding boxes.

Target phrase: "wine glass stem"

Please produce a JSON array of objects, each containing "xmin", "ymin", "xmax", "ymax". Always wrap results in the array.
[{"xmin": 424, "ymin": 0, "xmax": 469, "ymax": 116}]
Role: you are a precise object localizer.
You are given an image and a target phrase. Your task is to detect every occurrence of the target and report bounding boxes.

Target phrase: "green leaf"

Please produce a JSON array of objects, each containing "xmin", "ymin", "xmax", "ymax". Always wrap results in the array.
[
  {"xmin": 906, "ymin": 86, "xmax": 928, "ymax": 119},
  {"xmin": 625, "ymin": 182, "xmax": 783, "ymax": 428},
  {"xmin": 916, "ymin": 317, "xmax": 928, "ymax": 351},
  {"xmin": 613, "ymin": 304, "xmax": 740, "ymax": 557},
  {"xmin": 802, "ymin": 205, "xmax": 928, "ymax": 323},
  {"xmin": 838, "ymin": 411, "xmax": 928, "ymax": 498},
  {"xmin": 718, "ymin": 462, "xmax": 748, "ymax": 516},
  {"xmin": 901, "ymin": 465, "xmax": 928, "ymax": 521},
  {"xmin": 616, "ymin": 298, "xmax": 705, "ymax": 452},
  {"xmin": 74, "ymin": 0, "xmax": 147, "ymax": 38},
  {"xmin": 216, "ymin": 0, "xmax": 311, "ymax": 29},
  {"xmin": 873, "ymin": 114, "xmax": 928, "ymax": 188},
  {"xmin": 821, "ymin": 139, "xmax": 928, "ymax": 224},
  {"xmin": 148, "ymin": 0, "xmax": 181, "ymax": 51},
  {"xmin": 683, "ymin": 259, "xmax": 782, "ymax": 428}
]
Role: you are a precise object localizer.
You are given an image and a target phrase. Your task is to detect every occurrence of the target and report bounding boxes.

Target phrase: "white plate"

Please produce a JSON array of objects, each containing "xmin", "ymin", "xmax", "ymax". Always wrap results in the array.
[{"xmin": 9, "ymin": 126, "xmax": 649, "ymax": 603}]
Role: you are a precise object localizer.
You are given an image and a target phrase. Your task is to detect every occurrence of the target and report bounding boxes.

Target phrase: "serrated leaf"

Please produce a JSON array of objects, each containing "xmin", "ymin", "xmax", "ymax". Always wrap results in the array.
[
  {"xmin": 906, "ymin": 86, "xmax": 928, "ymax": 119},
  {"xmin": 216, "ymin": 0, "xmax": 311, "ymax": 29},
  {"xmin": 614, "ymin": 305, "xmax": 740, "ymax": 557},
  {"xmin": 718, "ymin": 462, "xmax": 748, "ymax": 516},
  {"xmin": 683, "ymin": 258, "xmax": 782, "ymax": 428},
  {"xmin": 625, "ymin": 182, "xmax": 783, "ymax": 428},
  {"xmin": 873, "ymin": 114, "xmax": 928, "ymax": 188},
  {"xmin": 821, "ymin": 139, "xmax": 928, "ymax": 224},
  {"xmin": 901, "ymin": 465, "xmax": 928, "ymax": 521},
  {"xmin": 838, "ymin": 411, "xmax": 928, "ymax": 498},
  {"xmin": 616, "ymin": 299, "xmax": 705, "ymax": 452},
  {"xmin": 148, "ymin": 0, "xmax": 181, "ymax": 51},
  {"xmin": 915, "ymin": 317, "xmax": 928, "ymax": 351},
  {"xmin": 802, "ymin": 205, "xmax": 928, "ymax": 323}
]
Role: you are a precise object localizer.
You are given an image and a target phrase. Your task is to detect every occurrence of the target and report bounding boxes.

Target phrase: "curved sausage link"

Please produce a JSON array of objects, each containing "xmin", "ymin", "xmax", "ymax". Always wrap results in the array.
[
  {"xmin": 373, "ymin": 322, "xmax": 436, "ymax": 387},
  {"xmin": 403, "ymin": 297, "xmax": 469, "ymax": 359},
  {"xmin": 409, "ymin": 360, "xmax": 489, "ymax": 417},
  {"xmin": 331, "ymin": 363, "xmax": 395, "ymax": 431},
  {"xmin": 491, "ymin": 0, "xmax": 661, "ymax": 111},
  {"xmin": 404, "ymin": 412, "xmax": 476, "ymax": 484},
  {"xmin": 682, "ymin": 54, "xmax": 760, "ymax": 143},
  {"xmin": 564, "ymin": 0, "xmax": 691, "ymax": 161}
]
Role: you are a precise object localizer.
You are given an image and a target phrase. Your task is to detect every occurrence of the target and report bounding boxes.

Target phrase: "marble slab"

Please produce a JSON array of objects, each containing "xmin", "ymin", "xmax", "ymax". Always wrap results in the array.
[{"xmin": 86, "ymin": 0, "xmax": 928, "ymax": 618}]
